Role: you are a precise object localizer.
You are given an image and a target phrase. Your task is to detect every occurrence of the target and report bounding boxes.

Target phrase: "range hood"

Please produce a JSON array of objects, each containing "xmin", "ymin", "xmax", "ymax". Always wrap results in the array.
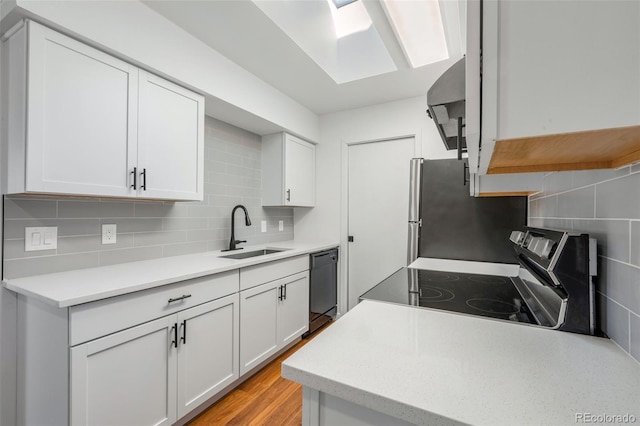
[{"xmin": 427, "ymin": 57, "xmax": 466, "ymax": 156}]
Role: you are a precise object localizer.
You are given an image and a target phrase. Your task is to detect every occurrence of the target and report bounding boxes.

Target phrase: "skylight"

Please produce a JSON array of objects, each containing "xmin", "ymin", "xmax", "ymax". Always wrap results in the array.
[
  {"xmin": 327, "ymin": 0, "xmax": 373, "ymax": 39},
  {"xmin": 253, "ymin": 0, "xmax": 461, "ymax": 84},
  {"xmin": 381, "ymin": 0, "xmax": 449, "ymax": 68}
]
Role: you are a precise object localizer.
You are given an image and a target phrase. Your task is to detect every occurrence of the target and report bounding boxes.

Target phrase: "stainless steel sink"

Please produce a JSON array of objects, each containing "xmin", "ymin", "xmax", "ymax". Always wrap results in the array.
[{"xmin": 219, "ymin": 248, "xmax": 288, "ymax": 260}]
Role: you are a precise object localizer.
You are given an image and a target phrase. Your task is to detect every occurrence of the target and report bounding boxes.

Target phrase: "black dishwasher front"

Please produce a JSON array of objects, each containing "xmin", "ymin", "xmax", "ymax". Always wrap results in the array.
[{"xmin": 304, "ymin": 248, "xmax": 338, "ymax": 337}]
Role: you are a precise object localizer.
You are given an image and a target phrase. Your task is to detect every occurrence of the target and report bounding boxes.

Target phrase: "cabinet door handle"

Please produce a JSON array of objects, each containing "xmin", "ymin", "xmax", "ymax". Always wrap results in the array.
[
  {"xmin": 168, "ymin": 294, "xmax": 192, "ymax": 304},
  {"xmin": 171, "ymin": 323, "xmax": 178, "ymax": 348},
  {"xmin": 463, "ymin": 163, "xmax": 469, "ymax": 186},
  {"xmin": 283, "ymin": 283, "xmax": 287, "ymax": 300},
  {"xmin": 130, "ymin": 167, "xmax": 137, "ymax": 190},
  {"xmin": 278, "ymin": 285, "xmax": 283, "ymax": 301},
  {"xmin": 180, "ymin": 320, "xmax": 187, "ymax": 345},
  {"xmin": 141, "ymin": 168, "xmax": 147, "ymax": 191},
  {"xmin": 286, "ymin": 189, "xmax": 291, "ymax": 202}
]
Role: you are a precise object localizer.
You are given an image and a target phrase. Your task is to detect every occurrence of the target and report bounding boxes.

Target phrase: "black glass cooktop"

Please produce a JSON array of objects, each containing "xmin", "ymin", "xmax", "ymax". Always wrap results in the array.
[{"xmin": 360, "ymin": 267, "xmax": 536, "ymax": 324}]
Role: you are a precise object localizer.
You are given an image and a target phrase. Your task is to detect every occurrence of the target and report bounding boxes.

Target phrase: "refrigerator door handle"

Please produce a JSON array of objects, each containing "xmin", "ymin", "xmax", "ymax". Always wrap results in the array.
[{"xmin": 407, "ymin": 158, "xmax": 423, "ymax": 264}]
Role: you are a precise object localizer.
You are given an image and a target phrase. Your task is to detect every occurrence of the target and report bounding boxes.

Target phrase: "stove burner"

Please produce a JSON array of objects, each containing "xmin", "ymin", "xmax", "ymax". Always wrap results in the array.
[
  {"xmin": 421, "ymin": 271, "xmax": 460, "ymax": 282},
  {"xmin": 419, "ymin": 286, "xmax": 455, "ymax": 302},
  {"xmin": 466, "ymin": 298, "xmax": 520, "ymax": 315},
  {"xmin": 467, "ymin": 275, "xmax": 509, "ymax": 285}
]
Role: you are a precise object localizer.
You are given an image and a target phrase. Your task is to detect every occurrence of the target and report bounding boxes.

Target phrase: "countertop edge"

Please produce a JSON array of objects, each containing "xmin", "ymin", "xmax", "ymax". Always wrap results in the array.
[
  {"xmin": 281, "ymin": 362, "xmax": 465, "ymax": 426},
  {"xmin": 3, "ymin": 241, "xmax": 339, "ymax": 308}
]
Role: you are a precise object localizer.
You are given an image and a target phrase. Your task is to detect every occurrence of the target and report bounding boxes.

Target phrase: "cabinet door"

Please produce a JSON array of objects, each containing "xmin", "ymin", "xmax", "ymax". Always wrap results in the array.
[
  {"xmin": 284, "ymin": 135, "xmax": 315, "ymax": 206},
  {"xmin": 138, "ymin": 70, "xmax": 204, "ymax": 201},
  {"xmin": 70, "ymin": 316, "xmax": 177, "ymax": 426},
  {"xmin": 278, "ymin": 272, "xmax": 310, "ymax": 346},
  {"xmin": 176, "ymin": 294, "xmax": 239, "ymax": 418},
  {"xmin": 26, "ymin": 21, "xmax": 138, "ymax": 197},
  {"xmin": 239, "ymin": 281, "xmax": 279, "ymax": 375}
]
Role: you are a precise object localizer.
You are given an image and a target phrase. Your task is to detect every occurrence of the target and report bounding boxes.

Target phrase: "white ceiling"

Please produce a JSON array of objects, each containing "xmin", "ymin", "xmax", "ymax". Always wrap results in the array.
[{"xmin": 143, "ymin": 0, "xmax": 464, "ymax": 116}]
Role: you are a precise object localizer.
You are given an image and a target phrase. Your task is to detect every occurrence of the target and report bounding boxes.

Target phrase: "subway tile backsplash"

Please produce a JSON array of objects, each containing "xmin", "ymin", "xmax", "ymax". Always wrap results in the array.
[
  {"xmin": 3, "ymin": 117, "xmax": 294, "ymax": 279},
  {"xmin": 529, "ymin": 167, "xmax": 640, "ymax": 363}
]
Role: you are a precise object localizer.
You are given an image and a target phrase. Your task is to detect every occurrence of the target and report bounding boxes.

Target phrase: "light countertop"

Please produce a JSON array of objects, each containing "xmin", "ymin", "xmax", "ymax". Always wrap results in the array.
[
  {"xmin": 282, "ymin": 300, "xmax": 640, "ymax": 426},
  {"xmin": 2, "ymin": 240, "xmax": 338, "ymax": 308},
  {"xmin": 409, "ymin": 257, "xmax": 520, "ymax": 276}
]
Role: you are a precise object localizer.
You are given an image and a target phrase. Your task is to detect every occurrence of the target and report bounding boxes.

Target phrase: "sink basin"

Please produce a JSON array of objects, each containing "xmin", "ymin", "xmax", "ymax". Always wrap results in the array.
[{"xmin": 219, "ymin": 248, "xmax": 288, "ymax": 260}]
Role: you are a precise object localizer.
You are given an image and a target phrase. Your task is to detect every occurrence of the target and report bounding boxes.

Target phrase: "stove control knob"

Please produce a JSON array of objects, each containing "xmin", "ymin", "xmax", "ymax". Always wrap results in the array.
[
  {"xmin": 528, "ymin": 237, "xmax": 542, "ymax": 253},
  {"xmin": 531, "ymin": 237, "xmax": 554, "ymax": 258},
  {"xmin": 509, "ymin": 231, "xmax": 525, "ymax": 245}
]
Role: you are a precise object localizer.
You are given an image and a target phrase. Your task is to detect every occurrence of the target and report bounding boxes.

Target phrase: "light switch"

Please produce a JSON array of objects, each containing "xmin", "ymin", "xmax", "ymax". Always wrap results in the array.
[
  {"xmin": 261, "ymin": 220, "xmax": 267, "ymax": 233},
  {"xmin": 25, "ymin": 227, "xmax": 57, "ymax": 251},
  {"xmin": 43, "ymin": 232, "xmax": 54, "ymax": 245},
  {"xmin": 278, "ymin": 220, "xmax": 284, "ymax": 231},
  {"xmin": 31, "ymin": 232, "xmax": 41, "ymax": 246}
]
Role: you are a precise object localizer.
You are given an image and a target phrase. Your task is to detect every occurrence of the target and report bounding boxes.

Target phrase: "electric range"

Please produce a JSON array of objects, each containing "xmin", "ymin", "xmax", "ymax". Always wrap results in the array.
[{"xmin": 360, "ymin": 227, "xmax": 598, "ymax": 335}]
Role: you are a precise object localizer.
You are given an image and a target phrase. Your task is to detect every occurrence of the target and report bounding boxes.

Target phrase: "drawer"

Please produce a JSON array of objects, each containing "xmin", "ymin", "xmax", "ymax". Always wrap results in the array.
[
  {"xmin": 69, "ymin": 270, "xmax": 239, "ymax": 346},
  {"xmin": 240, "ymin": 255, "xmax": 308, "ymax": 290}
]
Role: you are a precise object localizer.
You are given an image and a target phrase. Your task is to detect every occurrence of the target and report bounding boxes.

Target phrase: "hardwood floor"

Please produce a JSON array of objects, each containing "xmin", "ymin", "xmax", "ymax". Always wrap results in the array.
[{"xmin": 188, "ymin": 324, "xmax": 329, "ymax": 425}]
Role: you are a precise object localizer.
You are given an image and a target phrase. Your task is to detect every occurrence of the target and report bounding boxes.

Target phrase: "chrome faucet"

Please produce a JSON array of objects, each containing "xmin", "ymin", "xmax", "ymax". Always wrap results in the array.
[{"xmin": 225, "ymin": 204, "xmax": 252, "ymax": 251}]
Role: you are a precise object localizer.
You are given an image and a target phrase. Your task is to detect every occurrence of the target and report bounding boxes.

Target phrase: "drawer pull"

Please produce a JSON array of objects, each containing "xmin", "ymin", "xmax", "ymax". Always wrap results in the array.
[{"xmin": 168, "ymin": 294, "xmax": 192, "ymax": 304}]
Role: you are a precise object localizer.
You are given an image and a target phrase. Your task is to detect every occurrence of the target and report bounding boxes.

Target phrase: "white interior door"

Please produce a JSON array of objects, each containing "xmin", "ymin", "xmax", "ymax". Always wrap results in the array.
[{"xmin": 347, "ymin": 138, "xmax": 415, "ymax": 310}]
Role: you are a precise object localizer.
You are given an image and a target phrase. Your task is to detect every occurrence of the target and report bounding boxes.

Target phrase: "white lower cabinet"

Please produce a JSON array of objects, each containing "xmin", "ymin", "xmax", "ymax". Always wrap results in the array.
[
  {"xmin": 277, "ymin": 273, "xmax": 310, "ymax": 346},
  {"xmin": 70, "ymin": 294, "xmax": 239, "ymax": 425},
  {"xmin": 15, "ymin": 256, "xmax": 313, "ymax": 425},
  {"xmin": 176, "ymin": 296, "xmax": 239, "ymax": 418},
  {"xmin": 240, "ymin": 271, "xmax": 309, "ymax": 375},
  {"xmin": 70, "ymin": 316, "xmax": 178, "ymax": 426}
]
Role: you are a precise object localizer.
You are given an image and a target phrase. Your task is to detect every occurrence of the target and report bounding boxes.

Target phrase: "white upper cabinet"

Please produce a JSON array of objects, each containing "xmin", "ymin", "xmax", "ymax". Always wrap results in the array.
[
  {"xmin": 467, "ymin": 0, "xmax": 640, "ymax": 178},
  {"xmin": 21, "ymin": 21, "xmax": 138, "ymax": 198},
  {"xmin": 4, "ymin": 20, "xmax": 204, "ymax": 201},
  {"xmin": 262, "ymin": 132, "xmax": 315, "ymax": 207},
  {"xmin": 138, "ymin": 71, "xmax": 204, "ymax": 200}
]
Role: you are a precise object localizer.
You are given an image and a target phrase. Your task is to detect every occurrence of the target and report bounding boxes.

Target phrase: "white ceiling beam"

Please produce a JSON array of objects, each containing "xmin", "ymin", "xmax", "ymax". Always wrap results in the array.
[{"xmin": 361, "ymin": 0, "xmax": 410, "ymax": 70}]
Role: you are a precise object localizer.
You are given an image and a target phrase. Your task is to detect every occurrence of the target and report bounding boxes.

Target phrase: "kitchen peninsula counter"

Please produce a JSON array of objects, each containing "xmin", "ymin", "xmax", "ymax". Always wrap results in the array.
[
  {"xmin": 282, "ymin": 300, "xmax": 640, "ymax": 426},
  {"xmin": 2, "ymin": 240, "xmax": 338, "ymax": 307}
]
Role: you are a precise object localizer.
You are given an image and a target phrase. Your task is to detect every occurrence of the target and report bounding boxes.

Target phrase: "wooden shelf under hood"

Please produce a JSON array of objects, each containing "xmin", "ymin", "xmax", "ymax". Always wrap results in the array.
[{"xmin": 487, "ymin": 125, "xmax": 640, "ymax": 174}]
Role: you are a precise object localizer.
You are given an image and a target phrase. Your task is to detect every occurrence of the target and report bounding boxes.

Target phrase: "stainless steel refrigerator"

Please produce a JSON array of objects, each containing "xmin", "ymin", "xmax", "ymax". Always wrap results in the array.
[{"xmin": 407, "ymin": 158, "xmax": 527, "ymax": 265}]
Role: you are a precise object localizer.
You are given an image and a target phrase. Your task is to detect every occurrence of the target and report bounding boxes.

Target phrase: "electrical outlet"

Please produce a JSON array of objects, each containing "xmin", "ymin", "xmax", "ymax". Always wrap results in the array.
[
  {"xmin": 25, "ymin": 227, "xmax": 57, "ymax": 251},
  {"xmin": 261, "ymin": 220, "xmax": 267, "ymax": 233},
  {"xmin": 278, "ymin": 220, "xmax": 284, "ymax": 231},
  {"xmin": 102, "ymin": 224, "xmax": 117, "ymax": 245}
]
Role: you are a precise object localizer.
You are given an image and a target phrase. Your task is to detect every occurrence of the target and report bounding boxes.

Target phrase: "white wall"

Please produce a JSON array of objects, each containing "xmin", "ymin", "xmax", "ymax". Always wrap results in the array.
[
  {"xmin": 0, "ymin": 2, "xmax": 18, "ymax": 422},
  {"xmin": 529, "ymin": 167, "xmax": 640, "ymax": 362},
  {"xmin": 2, "ymin": 0, "xmax": 320, "ymax": 141},
  {"xmin": 294, "ymin": 96, "xmax": 455, "ymax": 314},
  {"xmin": 296, "ymin": 95, "xmax": 455, "ymax": 242}
]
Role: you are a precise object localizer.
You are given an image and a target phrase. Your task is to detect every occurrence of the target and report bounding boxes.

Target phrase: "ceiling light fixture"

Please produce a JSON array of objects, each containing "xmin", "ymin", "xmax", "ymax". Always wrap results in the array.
[
  {"xmin": 327, "ymin": 0, "xmax": 372, "ymax": 39},
  {"xmin": 381, "ymin": 0, "xmax": 449, "ymax": 68}
]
